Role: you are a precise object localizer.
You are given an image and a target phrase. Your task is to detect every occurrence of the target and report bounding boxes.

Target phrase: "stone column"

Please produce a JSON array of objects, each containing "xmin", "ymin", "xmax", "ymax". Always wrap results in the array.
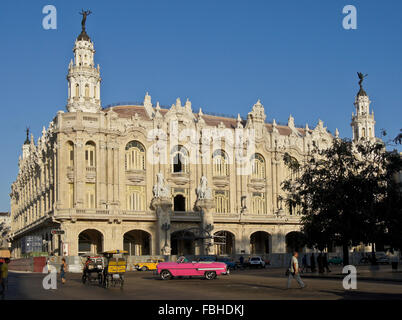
[
  {"xmin": 194, "ymin": 199, "xmax": 215, "ymax": 255},
  {"xmin": 151, "ymin": 197, "xmax": 172, "ymax": 255},
  {"xmin": 272, "ymin": 229, "xmax": 286, "ymax": 253}
]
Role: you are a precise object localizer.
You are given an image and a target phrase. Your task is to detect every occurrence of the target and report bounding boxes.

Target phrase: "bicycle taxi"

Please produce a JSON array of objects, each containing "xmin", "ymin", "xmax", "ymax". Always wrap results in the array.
[
  {"xmin": 81, "ymin": 254, "xmax": 105, "ymax": 285},
  {"xmin": 102, "ymin": 250, "xmax": 128, "ymax": 288}
]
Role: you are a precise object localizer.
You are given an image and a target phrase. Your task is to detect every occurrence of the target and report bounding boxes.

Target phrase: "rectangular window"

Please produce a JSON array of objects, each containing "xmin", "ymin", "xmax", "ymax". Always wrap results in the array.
[
  {"xmin": 126, "ymin": 186, "xmax": 145, "ymax": 211},
  {"xmin": 214, "ymin": 190, "xmax": 229, "ymax": 213},
  {"xmin": 85, "ymin": 183, "xmax": 96, "ymax": 208}
]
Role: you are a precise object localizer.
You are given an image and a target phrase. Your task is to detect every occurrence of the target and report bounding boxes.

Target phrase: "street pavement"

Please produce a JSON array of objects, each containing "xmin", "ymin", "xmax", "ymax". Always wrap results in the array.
[{"xmin": 3, "ymin": 266, "xmax": 402, "ymax": 300}]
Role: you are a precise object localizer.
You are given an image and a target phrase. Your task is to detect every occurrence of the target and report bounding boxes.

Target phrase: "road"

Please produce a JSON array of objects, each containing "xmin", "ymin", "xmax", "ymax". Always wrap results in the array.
[{"xmin": 3, "ymin": 268, "xmax": 402, "ymax": 300}]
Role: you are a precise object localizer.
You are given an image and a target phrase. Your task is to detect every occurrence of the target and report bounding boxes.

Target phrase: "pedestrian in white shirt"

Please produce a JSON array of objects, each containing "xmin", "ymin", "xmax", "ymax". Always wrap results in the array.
[{"xmin": 287, "ymin": 251, "xmax": 305, "ymax": 289}]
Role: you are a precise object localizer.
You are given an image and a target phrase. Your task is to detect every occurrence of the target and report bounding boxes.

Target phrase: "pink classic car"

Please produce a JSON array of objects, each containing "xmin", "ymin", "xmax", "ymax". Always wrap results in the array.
[{"xmin": 157, "ymin": 256, "xmax": 228, "ymax": 280}]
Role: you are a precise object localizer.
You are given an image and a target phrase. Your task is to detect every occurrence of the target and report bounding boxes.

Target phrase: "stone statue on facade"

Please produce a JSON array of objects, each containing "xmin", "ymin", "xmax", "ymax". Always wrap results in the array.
[
  {"xmin": 196, "ymin": 176, "xmax": 212, "ymax": 200},
  {"xmin": 153, "ymin": 172, "xmax": 170, "ymax": 198}
]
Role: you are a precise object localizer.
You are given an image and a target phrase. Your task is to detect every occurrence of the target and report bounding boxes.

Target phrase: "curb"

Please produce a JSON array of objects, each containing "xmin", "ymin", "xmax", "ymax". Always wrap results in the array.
[{"xmin": 301, "ymin": 274, "xmax": 402, "ymax": 283}]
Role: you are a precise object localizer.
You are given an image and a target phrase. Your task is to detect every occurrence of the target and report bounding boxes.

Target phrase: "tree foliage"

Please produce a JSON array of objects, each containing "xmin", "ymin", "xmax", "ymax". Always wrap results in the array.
[{"xmin": 282, "ymin": 138, "xmax": 402, "ymax": 265}]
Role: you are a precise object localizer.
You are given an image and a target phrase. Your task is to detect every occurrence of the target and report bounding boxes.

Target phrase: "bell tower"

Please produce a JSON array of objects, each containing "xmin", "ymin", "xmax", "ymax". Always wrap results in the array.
[
  {"xmin": 66, "ymin": 10, "xmax": 101, "ymax": 113},
  {"xmin": 351, "ymin": 72, "xmax": 376, "ymax": 142}
]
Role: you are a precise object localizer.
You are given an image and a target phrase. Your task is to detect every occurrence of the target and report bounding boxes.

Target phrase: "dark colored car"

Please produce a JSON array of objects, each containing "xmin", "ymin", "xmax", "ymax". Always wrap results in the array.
[
  {"xmin": 217, "ymin": 257, "xmax": 237, "ymax": 270},
  {"xmin": 198, "ymin": 256, "xmax": 237, "ymax": 270},
  {"xmin": 328, "ymin": 256, "xmax": 343, "ymax": 265}
]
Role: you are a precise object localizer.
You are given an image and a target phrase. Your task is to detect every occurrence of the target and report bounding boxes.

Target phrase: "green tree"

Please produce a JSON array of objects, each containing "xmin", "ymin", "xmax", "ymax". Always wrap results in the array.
[{"xmin": 282, "ymin": 138, "xmax": 402, "ymax": 265}]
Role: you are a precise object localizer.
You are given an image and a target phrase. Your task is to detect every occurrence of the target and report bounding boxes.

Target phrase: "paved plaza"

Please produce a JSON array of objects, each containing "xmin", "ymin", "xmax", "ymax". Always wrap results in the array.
[{"xmin": 3, "ymin": 266, "xmax": 402, "ymax": 300}]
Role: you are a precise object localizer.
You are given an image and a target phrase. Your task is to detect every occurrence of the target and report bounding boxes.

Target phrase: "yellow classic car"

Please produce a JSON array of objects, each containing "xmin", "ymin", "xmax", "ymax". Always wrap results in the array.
[{"xmin": 135, "ymin": 258, "xmax": 165, "ymax": 271}]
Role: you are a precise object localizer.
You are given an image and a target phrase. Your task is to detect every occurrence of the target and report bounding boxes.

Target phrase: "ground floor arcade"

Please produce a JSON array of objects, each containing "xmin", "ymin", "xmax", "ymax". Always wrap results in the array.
[{"xmin": 10, "ymin": 219, "xmax": 304, "ymax": 258}]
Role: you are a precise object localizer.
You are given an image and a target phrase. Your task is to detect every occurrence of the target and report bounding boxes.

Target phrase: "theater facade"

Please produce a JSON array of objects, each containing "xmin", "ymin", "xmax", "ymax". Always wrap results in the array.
[{"xmin": 8, "ymin": 20, "xmax": 376, "ymax": 258}]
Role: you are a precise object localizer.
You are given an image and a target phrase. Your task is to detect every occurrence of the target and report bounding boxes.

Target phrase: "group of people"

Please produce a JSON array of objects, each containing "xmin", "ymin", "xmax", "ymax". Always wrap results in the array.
[{"xmin": 301, "ymin": 252, "xmax": 331, "ymax": 274}]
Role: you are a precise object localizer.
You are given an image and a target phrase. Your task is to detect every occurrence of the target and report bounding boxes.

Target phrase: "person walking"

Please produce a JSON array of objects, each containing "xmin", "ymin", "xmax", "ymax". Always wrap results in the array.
[
  {"xmin": 323, "ymin": 253, "xmax": 331, "ymax": 273},
  {"xmin": 302, "ymin": 254, "xmax": 307, "ymax": 273},
  {"xmin": 286, "ymin": 252, "xmax": 305, "ymax": 289},
  {"xmin": 310, "ymin": 253, "xmax": 316, "ymax": 273},
  {"xmin": 318, "ymin": 253, "xmax": 325, "ymax": 274},
  {"xmin": 239, "ymin": 256, "xmax": 244, "ymax": 269},
  {"xmin": 60, "ymin": 258, "xmax": 68, "ymax": 284}
]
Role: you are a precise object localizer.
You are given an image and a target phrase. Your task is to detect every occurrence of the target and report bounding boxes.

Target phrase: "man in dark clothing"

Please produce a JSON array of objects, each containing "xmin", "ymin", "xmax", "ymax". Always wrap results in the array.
[
  {"xmin": 310, "ymin": 253, "xmax": 316, "ymax": 273},
  {"xmin": 323, "ymin": 253, "xmax": 331, "ymax": 273},
  {"xmin": 317, "ymin": 253, "xmax": 324, "ymax": 274}
]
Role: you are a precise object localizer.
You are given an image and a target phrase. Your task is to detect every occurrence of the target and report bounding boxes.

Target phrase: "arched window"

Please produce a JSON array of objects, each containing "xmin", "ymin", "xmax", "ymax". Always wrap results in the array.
[
  {"xmin": 212, "ymin": 150, "xmax": 229, "ymax": 176},
  {"xmin": 369, "ymin": 127, "xmax": 372, "ymax": 137},
  {"xmin": 94, "ymin": 85, "xmax": 97, "ymax": 99},
  {"xmin": 171, "ymin": 145, "xmax": 188, "ymax": 173},
  {"xmin": 214, "ymin": 190, "xmax": 229, "ymax": 213},
  {"xmin": 85, "ymin": 142, "xmax": 96, "ymax": 167},
  {"xmin": 251, "ymin": 192, "xmax": 266, "ymax": 214},
  {"xmin": 289, "ymin": 157, "xmax": 300, "ymax": 180},
  {"xmin": 252, "ymin": 154, "xmax": 265, "ymax": 179},
  {"xmin": 85, "ymin": 84, "xmax": 90, "ymax": 98},
  {"xmin": 362, "ymin": 127, "xmax": 366, "ymax": 138},
  {"xmin": 125, "ymin": 141, "xmax": 145, "ymax": 170},
  {"xmin": 75, "ymin": 84, "xmax": 80, "ymax": 97},
  {"xmin": 126, "ymin": 186, "xmax": 145, "ymax": 211},
  {"xmin": 67, "ymin": 141, "xmax": 74, "ymax": 167}
]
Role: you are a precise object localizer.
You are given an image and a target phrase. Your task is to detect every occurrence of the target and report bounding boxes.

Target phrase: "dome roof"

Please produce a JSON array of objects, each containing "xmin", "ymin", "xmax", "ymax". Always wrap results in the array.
[
  {"xmin": 77, "ymin": 30, "xmax": 91, "ymax": 42},
  {"xmin": 357, "ymin": 87, "xmax": 367, "ymax": 97}
]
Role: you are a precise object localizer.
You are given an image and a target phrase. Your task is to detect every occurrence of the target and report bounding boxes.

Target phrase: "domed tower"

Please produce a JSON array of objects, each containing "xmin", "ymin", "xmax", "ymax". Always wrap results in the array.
[
  {"xmin": 66, "ymin": 10, "xmax": 101, "ymax": 113},
  {"xmin": 351, "ymin": 72, "xmax": 376, "ymax": 142}
]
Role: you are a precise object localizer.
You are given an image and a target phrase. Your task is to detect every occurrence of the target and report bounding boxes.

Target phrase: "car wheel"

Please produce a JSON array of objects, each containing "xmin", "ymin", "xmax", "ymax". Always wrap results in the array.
[
  {"xmin": 160, "ymin": 270, "xmax": 172, "ymax": 280},
  {"xmin": 204, "ymin": 271, "xmax": 217, "ymax": 280},
  {"xmin": 141, "ymin": 266, "xmax": 148, "ymax": 272}
]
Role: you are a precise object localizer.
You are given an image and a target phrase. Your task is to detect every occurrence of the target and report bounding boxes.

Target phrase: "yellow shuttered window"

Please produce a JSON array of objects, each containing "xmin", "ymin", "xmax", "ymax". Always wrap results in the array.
[
  {"xmin": 252, "ymin": 154, "xmax": 265, "ymax": 179},
  {"xmin": 214, "ymin": 190, "xmax": 229, "ymax": 213},
  {"xmin": 125, "ymin": 141, "xmax": 145, "ymax": 170},
  {"xmin": 252, "ymin": 192, "xmax": 266, "ymax": 215},
  {"xmin": 126, "ymin": 186, "xmax": 145, "ymax": 211},
  {"xmin": 85, "ymin": 183, "xmax": 96, "ymax": 209}
]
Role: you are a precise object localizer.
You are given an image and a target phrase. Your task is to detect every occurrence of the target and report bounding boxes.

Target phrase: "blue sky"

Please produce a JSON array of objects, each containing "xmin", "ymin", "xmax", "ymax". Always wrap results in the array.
[{"xmin": 0, "ymin": 0, "xmax": 401, "ymax": 211}]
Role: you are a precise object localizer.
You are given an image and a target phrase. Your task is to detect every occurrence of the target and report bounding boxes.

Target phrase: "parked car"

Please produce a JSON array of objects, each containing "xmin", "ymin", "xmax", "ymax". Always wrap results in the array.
[
  {"xmin": 197, "ymin": 256, "xmax": 217, "ymax": 262},
  {"xmin": 157, "ymin": 256, "xmax": 228, "ymax": 280},
  {"xmin": 197, "ymin": 255, "xmax": 237, "ymax": 270},
  {"xmin": 135, "ymin": 258, "xmax": 165, "ymax": 271},
  {"xmin": 217, "ymin": 257, "xmax": 237, "ymax": 270},
  {"xmin": 328, "ymin": 256, "xmax": 343, "ymax": 265},
  {"xmin": 248, "ymin": 256, "xmax": 266, "ymax": 268},
  {"xmin": 376, "ymin": 255, "xmax": 390, "ymax": 265}
]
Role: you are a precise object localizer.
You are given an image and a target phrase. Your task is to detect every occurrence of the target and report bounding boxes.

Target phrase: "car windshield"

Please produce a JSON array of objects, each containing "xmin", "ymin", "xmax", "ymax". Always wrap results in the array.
[
  {"xmin": 251, "ymin": 258, "xmax": 260, "ymax": 261},
  {"xmin": 199, "ymin": 257, "xmax": 216, "ymax": 261},
  {"xmin": 177, "ymin": 256, "xmax": 189, "ymax": 263}
]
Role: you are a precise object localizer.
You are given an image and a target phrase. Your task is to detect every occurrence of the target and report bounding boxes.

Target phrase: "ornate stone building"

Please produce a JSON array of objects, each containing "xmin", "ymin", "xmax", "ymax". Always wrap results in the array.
[{"xmin": 8, "ymin": 21, "xmax": 376, "ymax": 258}]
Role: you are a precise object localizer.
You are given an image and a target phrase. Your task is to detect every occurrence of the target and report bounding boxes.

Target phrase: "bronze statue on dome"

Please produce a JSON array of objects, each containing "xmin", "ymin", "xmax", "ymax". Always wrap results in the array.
[
  {"xmin": 357, "ymin": 72, "xmax": 368, "ymax": 89},
  {"xmin": 80, "ymin": 9, "xmax": 92, "ymax": 31}
]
